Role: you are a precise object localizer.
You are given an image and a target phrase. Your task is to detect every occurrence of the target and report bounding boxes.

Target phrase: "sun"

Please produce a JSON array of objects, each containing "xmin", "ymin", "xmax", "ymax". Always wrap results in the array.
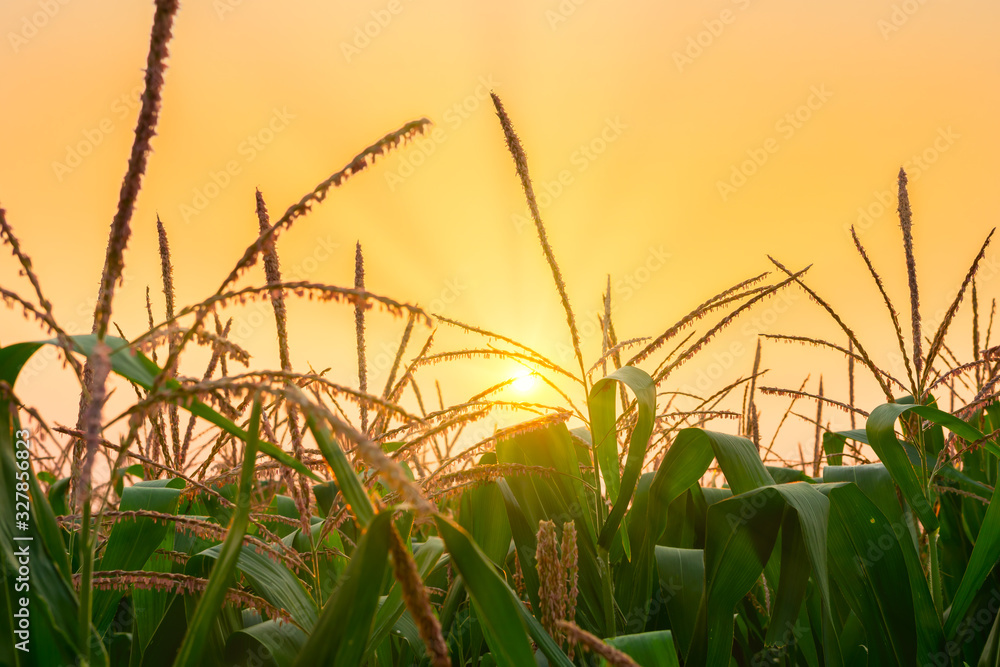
[{"xmin": 511, "ymin": 373, "xmax": 537, "ymax": 393}]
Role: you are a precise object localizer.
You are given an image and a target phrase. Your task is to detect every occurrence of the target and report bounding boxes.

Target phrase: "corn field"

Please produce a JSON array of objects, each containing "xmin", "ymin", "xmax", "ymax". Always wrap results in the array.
[{"xmin": 2, "ymin": 2, "xmax": 1000, "ymax": 666}]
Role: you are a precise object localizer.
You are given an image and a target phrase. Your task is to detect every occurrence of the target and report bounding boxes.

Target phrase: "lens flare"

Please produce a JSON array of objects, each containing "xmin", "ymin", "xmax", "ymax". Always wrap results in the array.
[{"xmin": 512, "ymin": 373, "xmax": 537, "ymax": 393}]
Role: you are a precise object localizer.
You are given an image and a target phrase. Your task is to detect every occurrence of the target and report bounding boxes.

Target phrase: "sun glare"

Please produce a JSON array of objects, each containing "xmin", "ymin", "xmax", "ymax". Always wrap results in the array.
[{"xmin": 512, "ymin": 373, "xmax": 537, "ymax": 393}]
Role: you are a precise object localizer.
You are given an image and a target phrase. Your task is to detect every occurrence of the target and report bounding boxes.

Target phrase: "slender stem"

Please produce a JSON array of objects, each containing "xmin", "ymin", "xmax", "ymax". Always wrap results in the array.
[
  {"xmin": 599, "ymin": 547, "xmax": 616, "ymax": 638},
  {"xmin": 916, "ymin": 416, "xmax": 929, "ymax": 491},
  {"xmin": 312, "ymin": 540, "xmax": 321, "ymax": 602},
  {"xmin": 903, "ymin": 410, "xmax": 929, "ymax": 492},
  {"xmin": 77, "ymin": 501, "xmax": 93, "ymax": 666},
  {"xmin": 439, "ymin": 576, "xmax": 466, "ymax": 636},
  {"xmin": 928, "ymin": 527, "xmax": 943, "ymax": 621},
  {"xmin": 591, "ymin": 438, "xmax": 605, "ymax": 533}
]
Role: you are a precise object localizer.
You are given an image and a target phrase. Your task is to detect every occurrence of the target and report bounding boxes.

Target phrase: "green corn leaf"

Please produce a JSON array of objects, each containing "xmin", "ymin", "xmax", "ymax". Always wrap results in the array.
[
  {"xmin": 140, "ymin": 596, "xmax": 187, "ymax": 667},
  {"xmin": 388, "ymin": 611, "xmax": 425, "ymax": 661},
  {"xmin": 836, "ymin": 427, "xmax": 993, "ymax": 498},
  {"xmin": 172, "ymin": 396, "xmax": 261, "ymax": 667},
  {"xmin": 823, "ymin": 464, "xmax": 943, "ymax": 658},
  {"xmin": 496, "ymin": 423, "xmax": 607, "ymax": 633},
  {"xmin": 224, "ymin": 619, "xmax": 307, "ymax": 667},
  {"xmin": 945, "ymin": 482, "xmax": 1000, "ymax": 638},
  {"xmin": 818, "ymin": 482, "xmax": 920, "ymax": 666},
  {"xmin": 365, "ymin": 537, "xmax": 444, "ymax": 659},
  {"xmin": 588, "ymin": 366, "xmax": 656, "ymax": 551},
  {"xmin": 822, "ymin": 431, "xmax": 847, "ymax": 467},
  {"xmin": 628, "ymin": 428, "xmax": 774, "ymax": 632},
  {"xmin": 604, "ymin": 630, "xmax": 681, "ymax": 667},
  {"xmin": 434, "ymin": 514, "xmax": 543, "ymax": 667},
  {"xmin": 653, "ymin": 546, "xmax": 704, "ymax": 659},
  {"xmin": 767, "ymin": 465, "xmax": 815, "ymax": 484},
  {"xmin": 132, "ymin": 529, "xmax": 179, "ymax": 658},
  {"xmin": 302, "ymin": 408, "xmax": 375, "ymax": 528},
  {"xmin": 691, "ymin": 483, "xmax": 839, "ymax": 667},
  {"xmin": 496, "ymin": 421, "xmax": 597, "ymax": 544},
  {"xmin": 0, "ymin": 343, "xmax": 74, "ymax": 583},
  {"xmin": 867, "ymin": 402, "xmax": 998, "ymax": 532},
  {"xmin": 764, "ymin": 512, "xmax": 812, "ymax": 646},
  {"xmin": 92, "ymin": 478, "xmax": 185, "ymax": 636},
  {"xmin": 495, "ymin": 478, "xmax": 541, "ymax": 614},
  {"xmin": 459, "ymin": 479, "xmax": 512, "ymax": 567},
  {"xmin": 187, "ymin": 538, "xmax": 319, "ymax": 632},
  {"xmin": 0, "ymin": 394, "xmax": 96, "ymax": 665},
  {"xmin": 292, "ymin": 511, "xmax": 392, "ymax": 666},
  {"xmin": 514, "ymin": 603, "xmax": 576, "ymax": 667}
]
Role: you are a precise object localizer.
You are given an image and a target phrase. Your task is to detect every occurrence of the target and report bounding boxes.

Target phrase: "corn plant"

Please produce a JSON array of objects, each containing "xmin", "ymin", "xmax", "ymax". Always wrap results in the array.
[{"xmin": 3, "ymin": 2, "xmax": 1000, "ymax": 666}]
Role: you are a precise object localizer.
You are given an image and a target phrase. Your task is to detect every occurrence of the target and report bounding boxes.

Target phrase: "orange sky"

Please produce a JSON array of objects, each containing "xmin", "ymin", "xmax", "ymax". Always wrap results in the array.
[{"xmin": 2, "ymin": 0, "xmax": 999, "ymax": 463}]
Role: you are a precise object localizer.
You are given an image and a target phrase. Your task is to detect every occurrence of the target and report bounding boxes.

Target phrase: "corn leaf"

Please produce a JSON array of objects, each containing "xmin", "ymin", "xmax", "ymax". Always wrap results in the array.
[
  {"xmin": 303, "ymin": 409, "xmax": 375, "ymax": 528},
  {"xmin": 628, "ymin": 428, "xmax": 775, "ymax": 632},
  {"xmin": 434, "ymin": 514, "xmax": 540, "ymax": 667},
  {"xmin": 92, "ymin": 478, "xmax": 185, "ymax": 636},
  {"xmin": 172, "ymin": 395, "xmax": 262, "ymax": 667},
  {"xmin": 224, "ymin": 620, "xmax": 307, "ymax": 667},
  {"xmin": 945, "ymin": 482, "xmax": 1000, "ymax": 638},
  {"xmin": 365, "ymin": 537, "xmax": 444, "ymax": 658},
  {"xmin": 818, "ymin": 482, "xmax": 920, "ymax": 666},
  {"xmin": 588, "ymin": 366, "xmax": 656, "ymax": 551},
  {"xmin": 292, "ymin": 511, "xmax": 393, "ymax": 666},
  {"xmin": 653, "ymin": 546, "xmax": 703, "ymax": 659},
  {"xmin": 604, "ymin": 630, "xmax": 681, "ymax": 667}
]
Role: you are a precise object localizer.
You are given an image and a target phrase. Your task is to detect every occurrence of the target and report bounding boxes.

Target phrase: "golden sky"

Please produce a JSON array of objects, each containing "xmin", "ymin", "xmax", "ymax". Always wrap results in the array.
[{"xmin": 2, "ymin": 0, "xmax": 999, "ymax": 461}]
